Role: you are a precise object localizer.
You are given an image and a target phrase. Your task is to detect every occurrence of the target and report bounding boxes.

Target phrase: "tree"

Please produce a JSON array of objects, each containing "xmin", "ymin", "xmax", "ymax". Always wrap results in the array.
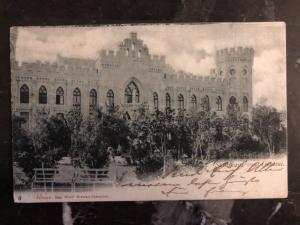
[
  {"xmin": 13, "ymin": 113, "xmax": 68, "ymax": 178},
  {"xmin": 150, "ymin": 109, "xmax": 176, "ymax": 175},
  {"xmin": 102, "ymin": 108, "xmax": 130, "ymax": 151},
  {"xmin": 252, "ymin": 105, "xmax": 284, "ymax": 156},
  {"xmin": 129, "ymin": 105, "xmax": 155, "ymax": 164},
  {"xmin": 186, "ymin": 111, "xmax": 216, "ymax": 162},
  {"xmin": 76, "ymin": 111, "xmax": 109, "ymax": 169},
  {"xmin": 75, "ymin": 107, "xmax": 130, "ymax": 169},
  {"xmin": 64, "ymin": 109, "xmax": 83, "ymax": 161},
  {"xmin": 128, "ymin": 106, "xmax": 177, "ymax": 176},
  {"xmin": 44, "ymin": 115, "xmax": 71, "ymax": 157}
]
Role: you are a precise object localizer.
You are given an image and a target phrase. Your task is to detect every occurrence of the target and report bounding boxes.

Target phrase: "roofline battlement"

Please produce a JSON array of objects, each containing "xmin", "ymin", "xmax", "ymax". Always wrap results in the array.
[
  {"xmin": 216, "ymin": 47, "xmax": 254, "ymax": 59},
  {"xmin": 98, "ymin": 48, "xmax": 166, "ymax": 65},
  {"xmin": 16, "ymin": 59, "xmax": 97, "ymax": 75}
]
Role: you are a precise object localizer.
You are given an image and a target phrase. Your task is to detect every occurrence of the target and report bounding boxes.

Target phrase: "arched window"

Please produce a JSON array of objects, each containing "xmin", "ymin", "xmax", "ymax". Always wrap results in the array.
[
  {"xmin": 138, "ymin": 50, "xmax": 141, "ymax": 58},
  {"xmin": 243, "ymin": 96, "xmax": 248, "ymax": 112},
  {"xmin": 39, "ymin": 85, "xmax": 47, "ymax": 104},
  {"xmin": 166, "ymin": 93, "xmax": 171, "ymax": 110},
  {"xmin": 153, "ymin": 92, "xmax": 159, "ymax": 110},
  {"xmin": 89, "ymin": 89, "xmax": 97, "ymax": 112},
  {"xmin": 73, "ymin": 88, "xmax": 81, "ymax": 108},
  {"xmin": 229, "ymin": 96, "xmax": 238, "ymax": 111},
  {"xmin": 191, "ymin": 94, "xmax": 197, "ymax": 111},
  {"xmin": 20, "ymin": 84, "xmax": 29, "ymax": 103},
  {"xmin": 216, "ymin": 96, "xmax": 222, "ymax": 111},
  {"xmin": 125, "ymin": 81, "xmax": 139, "ymax": 104},
  {"xmin": 178, "ymin": 94, "xmax": 184, "ymax": 110},
  {"xmin": 107, "ymin": 89, "xmax": 114, "ymax": 107},
  {"xmin": 56, "ymin": 87, "xmax": 64, "ymax": 105},
  {"xmin": 201, "ymin": 95, "xmax": 210, "ymax": 112}
]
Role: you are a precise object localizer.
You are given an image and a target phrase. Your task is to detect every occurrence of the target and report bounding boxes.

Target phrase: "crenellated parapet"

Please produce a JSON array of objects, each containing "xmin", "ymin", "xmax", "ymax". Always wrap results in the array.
[
  {"xmin": 216, "ymin": 47, "xmax": 254, "ymax": 64},
  {"xmin": 163, "ymin": 68, "xmax": 228, "ymax": 88},
  {"xmin": 14, "ymin": 57, "xmax": 97, "ymax": 80}
]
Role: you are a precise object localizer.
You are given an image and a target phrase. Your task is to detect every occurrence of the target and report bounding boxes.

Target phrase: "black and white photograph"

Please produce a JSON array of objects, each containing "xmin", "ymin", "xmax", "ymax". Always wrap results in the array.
[{"xmin": 11, "ymin": 23, "xmax": 287, "ymax": 202}]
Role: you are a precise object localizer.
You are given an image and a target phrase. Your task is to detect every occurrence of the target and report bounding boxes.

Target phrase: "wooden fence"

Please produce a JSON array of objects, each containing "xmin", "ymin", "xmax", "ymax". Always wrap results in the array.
[{"xmin": 31, "ymin": 168, "xmax": 115, "ymax": 192}]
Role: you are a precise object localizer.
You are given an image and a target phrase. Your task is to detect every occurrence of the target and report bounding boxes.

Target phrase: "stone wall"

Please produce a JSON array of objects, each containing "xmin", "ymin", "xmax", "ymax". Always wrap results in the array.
[{"xmin": 11, "ymin": 32, "xmax": 253, "ymax": 122}]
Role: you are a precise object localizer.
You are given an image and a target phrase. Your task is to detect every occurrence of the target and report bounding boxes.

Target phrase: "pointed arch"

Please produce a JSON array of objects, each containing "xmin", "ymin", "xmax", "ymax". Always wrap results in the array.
[
  {"xmin": 201, "ymin": 95, "xmax": 210, "ymax": 112},
  {"xmin": 125, "ymin": 81, "xmax": 139, "ymax": 103},
  {"xmin": 153, "ymin": 92, "xmax": 159, "ymax": 110},
  {"xmin": 177, "ymin": 94, "xmax": 185, "ymax": 120},
  {"xmin": 107, "ymin": 89, "xmax": 114, "ymax": 107},
  {"xmin": 39, "ymin": 85, "xmax": 47, "ymax": 104},
  {"xmin": 229, "ymin": 96, "xmax": 238, "ymax": 111},
  {"xmin": 177, "ymin": 94, "xmax": 184, "ymax": 109},
  {"xmin": 20, "ymin": 84, "xmax": 29, "ymax": 103},
  {"xmin": 229, "ymin": 96, "xmax": 237, "ymax": 105},
  {"xmin": 56, "ymin": 87, "xmax": 64, "ymax": 105},
  {"xmin": 216, "ymin": 96, "xmax": 222, "ymax": 111},
  {"xmin": 191, "ymin": 94, "xmax": 197, "ymax": 111},
  {"xmin": 166, "ymin": 93, "xmax": 171, "ymax": 110},
  {"xmin": 89, "ymin": 89, "xmax": 97, "ymax": 112},
  {"xmin": 73, "ymin": 87, "xmax": 81, "ymax": 108}
]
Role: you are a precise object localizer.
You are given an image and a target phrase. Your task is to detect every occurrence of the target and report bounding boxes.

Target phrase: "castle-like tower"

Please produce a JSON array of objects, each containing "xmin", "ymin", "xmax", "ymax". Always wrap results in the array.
[
  {"xmin": 215, "ymin": 47, "xmax": 254, "ymax": 117},
  {"xmin": 11, "ymin": 32, "xmax": 254, "ymax": 125}
]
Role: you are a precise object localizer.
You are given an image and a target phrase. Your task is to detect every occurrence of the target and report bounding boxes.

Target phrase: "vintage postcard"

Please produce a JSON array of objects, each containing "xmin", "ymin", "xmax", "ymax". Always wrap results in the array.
[{"xmin": 11, "ymin": 23, "xmax": 287, "ymax": 202}]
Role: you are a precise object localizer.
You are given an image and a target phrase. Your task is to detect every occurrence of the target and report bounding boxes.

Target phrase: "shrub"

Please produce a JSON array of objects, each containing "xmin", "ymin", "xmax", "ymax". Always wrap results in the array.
[
  {"xmin": 136, "ymin": 153, "xmax": 164, "ymax": 176},
  {"xmin": 13, "ymin": 115, "xmax": 67, "ymax": 178},
  {"xmin": 232, "ymin": 132, "xmax": 265, "ymax": 153}
]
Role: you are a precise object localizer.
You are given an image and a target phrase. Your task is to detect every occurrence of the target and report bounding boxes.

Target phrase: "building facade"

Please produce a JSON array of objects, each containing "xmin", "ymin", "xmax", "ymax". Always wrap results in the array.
[{"xmin": 11, "ymin": 32, "xmax": 254, "ymax": 124}]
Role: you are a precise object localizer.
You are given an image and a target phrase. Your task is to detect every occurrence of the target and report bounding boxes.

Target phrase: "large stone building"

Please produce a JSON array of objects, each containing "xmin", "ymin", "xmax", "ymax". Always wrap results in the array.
[{"xmin": 11, "ymin": 32, "xmax": 254, "ymax": 124}]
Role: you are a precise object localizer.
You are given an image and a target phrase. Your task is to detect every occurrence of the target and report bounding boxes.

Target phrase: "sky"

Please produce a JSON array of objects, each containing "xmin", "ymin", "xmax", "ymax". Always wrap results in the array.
[{"xmin": 14, "ymin": 23, "xmax": 286, "ymax": 110}]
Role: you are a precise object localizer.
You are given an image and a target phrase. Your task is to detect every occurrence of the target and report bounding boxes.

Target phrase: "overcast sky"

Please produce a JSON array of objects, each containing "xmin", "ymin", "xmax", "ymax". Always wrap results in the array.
[{"xmin": 14, "ymin": 23, "xmax": 286, "ymax": 110}]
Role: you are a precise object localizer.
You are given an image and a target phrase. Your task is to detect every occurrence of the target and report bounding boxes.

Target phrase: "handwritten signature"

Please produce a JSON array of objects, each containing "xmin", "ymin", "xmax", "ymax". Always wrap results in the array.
[{"xmin": 120, "ymin": 160, "xmax": 285, "ymax": 198}]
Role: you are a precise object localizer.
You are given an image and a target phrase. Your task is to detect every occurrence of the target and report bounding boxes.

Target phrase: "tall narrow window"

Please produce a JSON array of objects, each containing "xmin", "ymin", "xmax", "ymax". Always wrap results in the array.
[
  {"xmin": 107, "ymin": 89, "xmax": 114, "ymax": 107},
  {"xmin": 201, "ymin": 95, "xmax": 210, "ymax": 112},
  {"xmin": 39, "ymin": 85, "xmax": 47, "ymax": 104},
  {"xmin": 229, "ymin": 96, "xmax": 238, "ymax": 111},
  {"xmin": 56, "ymin": 87, "xmax": 64, "ymax": 105},
  {"xmin": 216, "ymin": 96, "xmax": 222, "ymax": 111},
  {"xmin": 177, "ymin": 94, "xmax": 184, "ymax": 119},
  {"xmin": 89, "ymin": 89, "xmax": 97, "ymax": 112},
  {"xmin": 20, "ymin": 84, "xmax": 29, "ymax": 103},
  {"xmin": 178, "ymin": 94, "xmax": 184, "ymax": 110},
  {"xmin": 126, "ymin": 48, "xmax": 129, "ymax": 57},
  {"xmin": 125, "ymin": 87, "xmax": 132, "ymax": 103},
  {"xmin": 191, "ymin": 94, "xmax": 197, "ymax": 111},
  {"xmin": 166, "ymin": 93, "xmax": 171, "ymax": 111},
  {"xmin": 243, "ymin": 96, "xmax": 248, "ymax": 112},
  {"xmin": 125, "ymin": 81, "xmax": 139, "ymax": 104},
  {"xmin": 73, "ymin": 88, "xmax": 81, "ymax": 109},
  {"xmin": 153, "ymin": 92, "xmax": 159, "ymax": 110}
]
